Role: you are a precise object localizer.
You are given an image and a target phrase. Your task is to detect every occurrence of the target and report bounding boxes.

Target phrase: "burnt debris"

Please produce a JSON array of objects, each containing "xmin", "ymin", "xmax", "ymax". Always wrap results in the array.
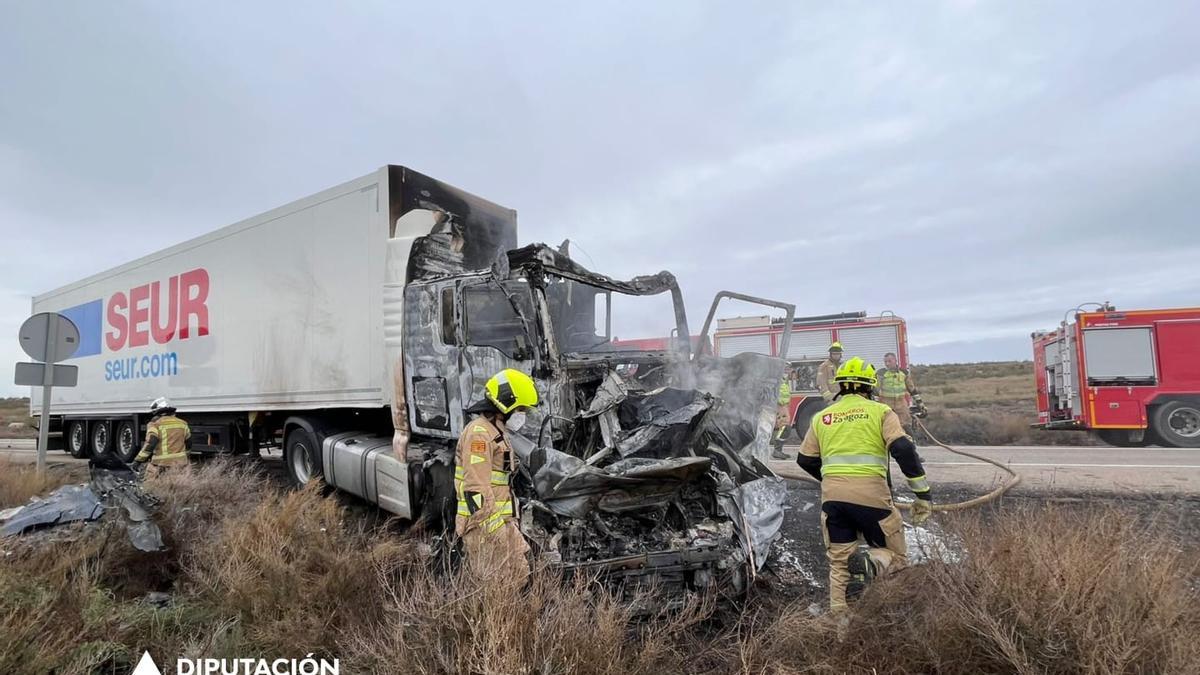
[{"xmin": 1, "ymin": 456, "xmax": 165, "ymax": 552}]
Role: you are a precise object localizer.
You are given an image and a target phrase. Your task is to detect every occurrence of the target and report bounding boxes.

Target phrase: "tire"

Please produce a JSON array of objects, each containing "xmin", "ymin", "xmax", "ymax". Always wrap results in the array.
[
  {"xmin": 115, "ymin": 419, "xmax": 140, "ymax": 462},
  {"xmin": 1095, "ymin": 429, "xmax": 1152, "ymax": 448},
  {"xmin": 420, "ymin": 460, "xmax": 456, "ymax": 535},
  {"xmin": 66, "ymin": 420, "xmax": 89, "ymax": 458},
  {"xmin": 791, "ymin": 400, "xmax": 826, "ymax": 439},
  {"xmin": 284, "ymin": 426, "xmax": 323, "ymax": 486},
  {"xmin": 90, "ymin": 420, "xmax": 113, "ymax": 457},
  {"xmin": 1150, "ymin": 400, "xmax": 1200, "ymax": 448}
]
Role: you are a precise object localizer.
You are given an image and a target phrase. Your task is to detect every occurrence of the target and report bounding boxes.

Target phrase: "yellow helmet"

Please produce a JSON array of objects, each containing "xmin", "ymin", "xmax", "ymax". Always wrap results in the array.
[
  {"xmin": 834, "ymin": 357, "xmax": 877, "ymax": 387},
  {"xmin": 485, "ymin": 369, "xmax": 539, "ymax": 414},
  {"xmin": 829, "ymin": 341, "xmax": 843, "ymax": 353}
]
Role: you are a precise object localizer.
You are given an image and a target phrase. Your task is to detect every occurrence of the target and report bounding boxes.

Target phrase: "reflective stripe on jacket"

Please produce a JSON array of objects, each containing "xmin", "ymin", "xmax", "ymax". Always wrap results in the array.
[
  {"xmin": 809, "ymin": 395, "xmax": 891, "ymax": 479},
  {"xmin": 454, "ymin": 415, "xmax": 517, "ymax": 537},
  {"xmin": 778, "ymin": 379, "xmax": 792, "ymax": 406},
  {"xmin": 137, "ymin": 415, "xmax": 191, "ymax": 466},
  {"xmin": 879, "ymin": 368, "xmax": 910, "ymax": 399},
  {"xmin": 816, "ymin": 360, "xmax": 839, "ymax": 400}
]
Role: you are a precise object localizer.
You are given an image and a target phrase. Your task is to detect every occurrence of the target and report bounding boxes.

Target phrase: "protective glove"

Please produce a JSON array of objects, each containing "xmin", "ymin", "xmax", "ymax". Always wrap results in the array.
[
  {"xmin": 911, "ymin": 494, "xmax": 933, "ymax": 525},
  {"xmin": 131, "ymin": 460, "xmax": 148, "ymax": 477},
  {"xmin": 910, "ymin": 394, "xmax": 928, "ymax": 419}
]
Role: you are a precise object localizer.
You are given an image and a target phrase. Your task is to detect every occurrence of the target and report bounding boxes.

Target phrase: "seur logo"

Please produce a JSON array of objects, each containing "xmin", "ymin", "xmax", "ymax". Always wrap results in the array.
[
  {"xmin": 131, "ymin": 651, "xmax": 162, "ymax": 675},
  {"xmin": 57, "ymin": 268, "xmax": 210, "ymax": 359}
]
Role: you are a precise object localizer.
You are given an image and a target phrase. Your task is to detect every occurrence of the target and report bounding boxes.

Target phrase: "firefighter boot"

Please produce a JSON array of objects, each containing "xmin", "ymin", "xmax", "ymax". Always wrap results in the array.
[{"xmin": 845, "ymin": 548, "xmax": 878, "ymax": 603}]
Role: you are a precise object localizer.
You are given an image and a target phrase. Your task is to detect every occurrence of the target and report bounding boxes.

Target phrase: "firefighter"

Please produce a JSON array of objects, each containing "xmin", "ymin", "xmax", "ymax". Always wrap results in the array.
[
  {"xmin": 878, "ymin": 352, "xmax": 925, "ymax": 431},
  {"xmin": 794, "ymin": 357, "xmax": 933, "ymax": 612},
  {"xmin": 455, "ymin": 368, "xmax": 537, "ymax": 577},
  {"xmin": 771, "ymin": 367, "xmax": 794, "ymax": 460},
  {"xmin": 132, "ymin": 397, "xmax": 192, "ymax": 475},
  {"xmin": 815, "ymin": 342, "xmax": 844, "ymax": 403}
]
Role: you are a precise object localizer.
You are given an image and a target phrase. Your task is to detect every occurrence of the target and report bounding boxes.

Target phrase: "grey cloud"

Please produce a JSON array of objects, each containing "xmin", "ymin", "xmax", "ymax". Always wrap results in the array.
[{"xmin": 2, "ymin": 2, "xmax": 1200, "ymax": 395}]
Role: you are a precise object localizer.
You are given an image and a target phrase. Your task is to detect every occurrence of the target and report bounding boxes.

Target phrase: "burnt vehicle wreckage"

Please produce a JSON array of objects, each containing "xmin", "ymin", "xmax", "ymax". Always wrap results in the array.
[{"xmin": 401, "ymin": 222, "xmax": 798, "ymax": 596}]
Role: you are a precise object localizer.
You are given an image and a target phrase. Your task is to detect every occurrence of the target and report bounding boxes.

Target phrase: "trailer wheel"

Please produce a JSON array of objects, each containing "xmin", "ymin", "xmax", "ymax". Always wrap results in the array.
[
  {"xmin": 1151, "ymin": 401, "xmax": 1200, "ymax": 448},
  {"xmin": 284, "ymin": 427, "xmax": 323, "ymax": 486},
  {"xmin": 66, "ymin": 420, "xmax": 89, "ymax": 458},
  {"xmin": 90, "ymin": 421, "xmax": 113, "ymax": 457},
  {"xmin": 115, "ymin": 420, "xmax": 140, "ymax": 462}
]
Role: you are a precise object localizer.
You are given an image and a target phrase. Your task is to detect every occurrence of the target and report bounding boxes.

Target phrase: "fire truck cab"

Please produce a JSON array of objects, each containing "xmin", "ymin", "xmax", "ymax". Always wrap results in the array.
[
  {"xmin": 713, "ymin": 312, "xmax": 910, "ymax": 437},
  {"xmin": 1032, "ymin": 305, "xmax": 1200, "ymax": 448}
]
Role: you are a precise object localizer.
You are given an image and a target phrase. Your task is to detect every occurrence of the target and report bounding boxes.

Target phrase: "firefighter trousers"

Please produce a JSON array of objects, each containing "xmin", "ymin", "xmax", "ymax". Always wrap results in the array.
[
  {"xmin": 820, "ymin": 477, "xmax": 908, "ymax": 610},
  {"xmin": 461, "ymin": 520, "xmax": 531, "ymax": 582}
]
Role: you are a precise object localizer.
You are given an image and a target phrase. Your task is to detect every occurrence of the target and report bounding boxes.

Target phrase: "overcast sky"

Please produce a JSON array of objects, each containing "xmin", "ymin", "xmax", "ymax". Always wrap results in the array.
[{"xmin": 2, "ymin": 1, "xmax": 1199, "ymax": 396}]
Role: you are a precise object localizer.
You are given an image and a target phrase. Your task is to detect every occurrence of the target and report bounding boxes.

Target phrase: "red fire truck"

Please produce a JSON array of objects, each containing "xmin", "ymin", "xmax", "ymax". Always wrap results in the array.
[
  {"xmin": 1032, "ymin": 304, "xmax": 1200, "ymax": 448},
  {"xmin": 712, "ymin": 312, "xmax": 910, "ymax": 436}
]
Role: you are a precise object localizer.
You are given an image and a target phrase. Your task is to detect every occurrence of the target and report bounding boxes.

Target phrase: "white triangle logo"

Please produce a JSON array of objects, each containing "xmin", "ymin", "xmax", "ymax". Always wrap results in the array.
[{"xmin": 131, "ymin": 651, "xmax": 162, "ymax": 675}]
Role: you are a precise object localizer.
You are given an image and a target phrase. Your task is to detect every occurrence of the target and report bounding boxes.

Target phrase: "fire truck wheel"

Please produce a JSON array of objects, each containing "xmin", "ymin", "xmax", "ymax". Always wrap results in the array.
[
  {"xmin": 792, "ymin": 401, "xmax": 826, "ymax": 439},
  {"xmin": 1151, "ymin": 400, "xmax": 1200, "ymax": 448}
]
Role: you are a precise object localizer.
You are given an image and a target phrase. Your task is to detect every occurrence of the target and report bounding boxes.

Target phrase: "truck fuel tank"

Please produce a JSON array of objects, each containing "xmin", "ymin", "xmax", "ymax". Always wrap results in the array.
[{"xmin": 322, "ymin": 432, "xmax": 412, "ymax": 519}]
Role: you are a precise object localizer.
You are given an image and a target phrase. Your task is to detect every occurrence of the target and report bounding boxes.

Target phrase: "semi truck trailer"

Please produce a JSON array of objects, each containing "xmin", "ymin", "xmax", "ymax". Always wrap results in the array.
[{"xmin": 30, "ymin": 166, "xmax": 793, "ymax": 594}]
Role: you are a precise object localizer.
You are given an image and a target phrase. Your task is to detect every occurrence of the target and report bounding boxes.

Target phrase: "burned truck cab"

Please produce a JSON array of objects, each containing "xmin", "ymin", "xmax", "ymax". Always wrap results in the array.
[{"xmin": 389, "ymin": 222, "xmax": 797, "ymax": 598}]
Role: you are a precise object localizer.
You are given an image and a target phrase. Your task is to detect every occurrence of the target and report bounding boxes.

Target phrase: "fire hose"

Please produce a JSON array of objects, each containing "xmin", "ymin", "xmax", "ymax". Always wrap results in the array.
[{"xmin": 773, "ymin": 417, "xmax": 1021, "ymax": 512}]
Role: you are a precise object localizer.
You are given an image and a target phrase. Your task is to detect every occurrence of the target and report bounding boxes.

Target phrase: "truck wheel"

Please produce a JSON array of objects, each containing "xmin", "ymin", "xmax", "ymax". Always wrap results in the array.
[
  {"xmin": 115, "ymin": 420, "xmax": 139, "ymax": 462},
  {"xmin": 284, "ymin": 427, "xmax": 323, "ymax": 486},
  {"xmin": 420, "ymin": 461, "xmax": 456, "ymax": 535},
  {"xmin": 66, "ymin": 420, "xmax": 89, "ymax": 458},
  {"xmin": 1151, "ymin": 401, "xmax": 1200, "ymax": 448},
  {"xmin": 792, "ymin": 401, "xmax": 824, "ymax": 439},
  {"xmin": 91, "ymin": 421, "xmax": 113, "ymax": 457},
  {"xmin": 1094, "ymin": 429, "xmax": 1151, "ymax": 448}
]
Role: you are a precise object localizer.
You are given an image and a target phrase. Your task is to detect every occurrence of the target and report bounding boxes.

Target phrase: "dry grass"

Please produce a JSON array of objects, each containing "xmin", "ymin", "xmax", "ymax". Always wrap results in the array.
[
  {"xmin": 0, "ymin": 461, "xmax": 82, "ymax": 508},
  {"xmin": 2, "ymin": 458, "xmax": 1197, "ymax": 674},
  {"xmin": 737, "ymin": 504, "xmax": 1200, "ymax": 674}
]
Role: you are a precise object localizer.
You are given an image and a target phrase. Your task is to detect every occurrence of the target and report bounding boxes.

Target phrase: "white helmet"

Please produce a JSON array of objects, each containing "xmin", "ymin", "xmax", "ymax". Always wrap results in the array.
[{"xmin": 150, "ymin": 397, "xmax": 175, "ymax": 416}]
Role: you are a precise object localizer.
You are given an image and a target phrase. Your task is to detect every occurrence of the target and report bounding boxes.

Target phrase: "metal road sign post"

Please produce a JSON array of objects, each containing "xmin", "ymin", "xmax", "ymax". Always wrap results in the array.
[{"xmin": 15, "ymin": 312, "xmax": 80, "ymax": 475}]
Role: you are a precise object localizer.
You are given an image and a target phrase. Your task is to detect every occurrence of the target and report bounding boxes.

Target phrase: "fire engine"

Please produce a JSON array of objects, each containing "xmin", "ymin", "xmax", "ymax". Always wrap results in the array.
[
  {"xmin": 1032, "ymin": 304, "xmax": 1200, "ymax": 448},
  {"xmin": 712, "ymin": 312, "xmax": 910, "ymax": 436}
]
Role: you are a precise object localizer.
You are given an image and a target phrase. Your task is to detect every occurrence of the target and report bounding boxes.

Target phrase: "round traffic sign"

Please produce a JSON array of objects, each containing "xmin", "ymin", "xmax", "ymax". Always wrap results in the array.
[{"xmin": 18, "ymin": 312, "xmax": 81, "ymax": 363}]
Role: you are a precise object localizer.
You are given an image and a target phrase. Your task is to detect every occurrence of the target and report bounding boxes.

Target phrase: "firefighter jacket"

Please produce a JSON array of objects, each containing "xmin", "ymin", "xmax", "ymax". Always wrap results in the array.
[
  {"xmin": 454, "ymin": 415, "xmax": 517, "ymax": 538},
  {"xmin": 816, "ymin": 359, "xmax": 839, "ymax": 400},
  {"xmin": 778, "ymin": 378, "xmax": 792, "ymax": 406},
  {"xmin": 134, "ymin": 414, "xmax": 191, "ymax": 466},
  {"xmin": 802, "ymin": 395, "xmax": 907, "ymax": 481},
  {"xmin": 879, "ymin": 367, "xmax": 916, "ymax": 401}
]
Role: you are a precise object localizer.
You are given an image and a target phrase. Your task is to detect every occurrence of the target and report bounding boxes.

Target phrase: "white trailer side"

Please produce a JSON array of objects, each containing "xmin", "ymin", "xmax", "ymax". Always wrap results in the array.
[{"xmin": 32, "ymin": 170, "xmax": 390, "ymax": 415}]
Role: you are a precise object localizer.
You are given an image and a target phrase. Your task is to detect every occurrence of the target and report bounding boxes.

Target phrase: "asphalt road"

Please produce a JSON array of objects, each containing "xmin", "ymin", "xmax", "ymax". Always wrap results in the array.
[
  {"xmin": 4, "ymin": 437, "xmax": 1198, "ymax": 495},
  {"xmin": 772, "ymin": 443, "xmax": 1200, "ymax": 495}
]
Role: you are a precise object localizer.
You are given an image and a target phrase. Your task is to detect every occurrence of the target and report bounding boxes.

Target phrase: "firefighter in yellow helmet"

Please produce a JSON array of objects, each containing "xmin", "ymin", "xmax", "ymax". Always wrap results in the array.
[
  {"xmin": 815, "ymin": 342, "xmax": 844, "ymax": 403},
  {"xmin": 132, "ymin": 397, "xmax": 192, "ymax": 475},
  {"xmin": 794, "ymin": 357, "xmax": 933, "ymax": 611},
  {"xmin": 878, "ymin": 352, "xmax": 926, "ymax": 432},
  {"xmin": 455, "ymin": 369, "xmax": 538, "ymax": 576}
]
